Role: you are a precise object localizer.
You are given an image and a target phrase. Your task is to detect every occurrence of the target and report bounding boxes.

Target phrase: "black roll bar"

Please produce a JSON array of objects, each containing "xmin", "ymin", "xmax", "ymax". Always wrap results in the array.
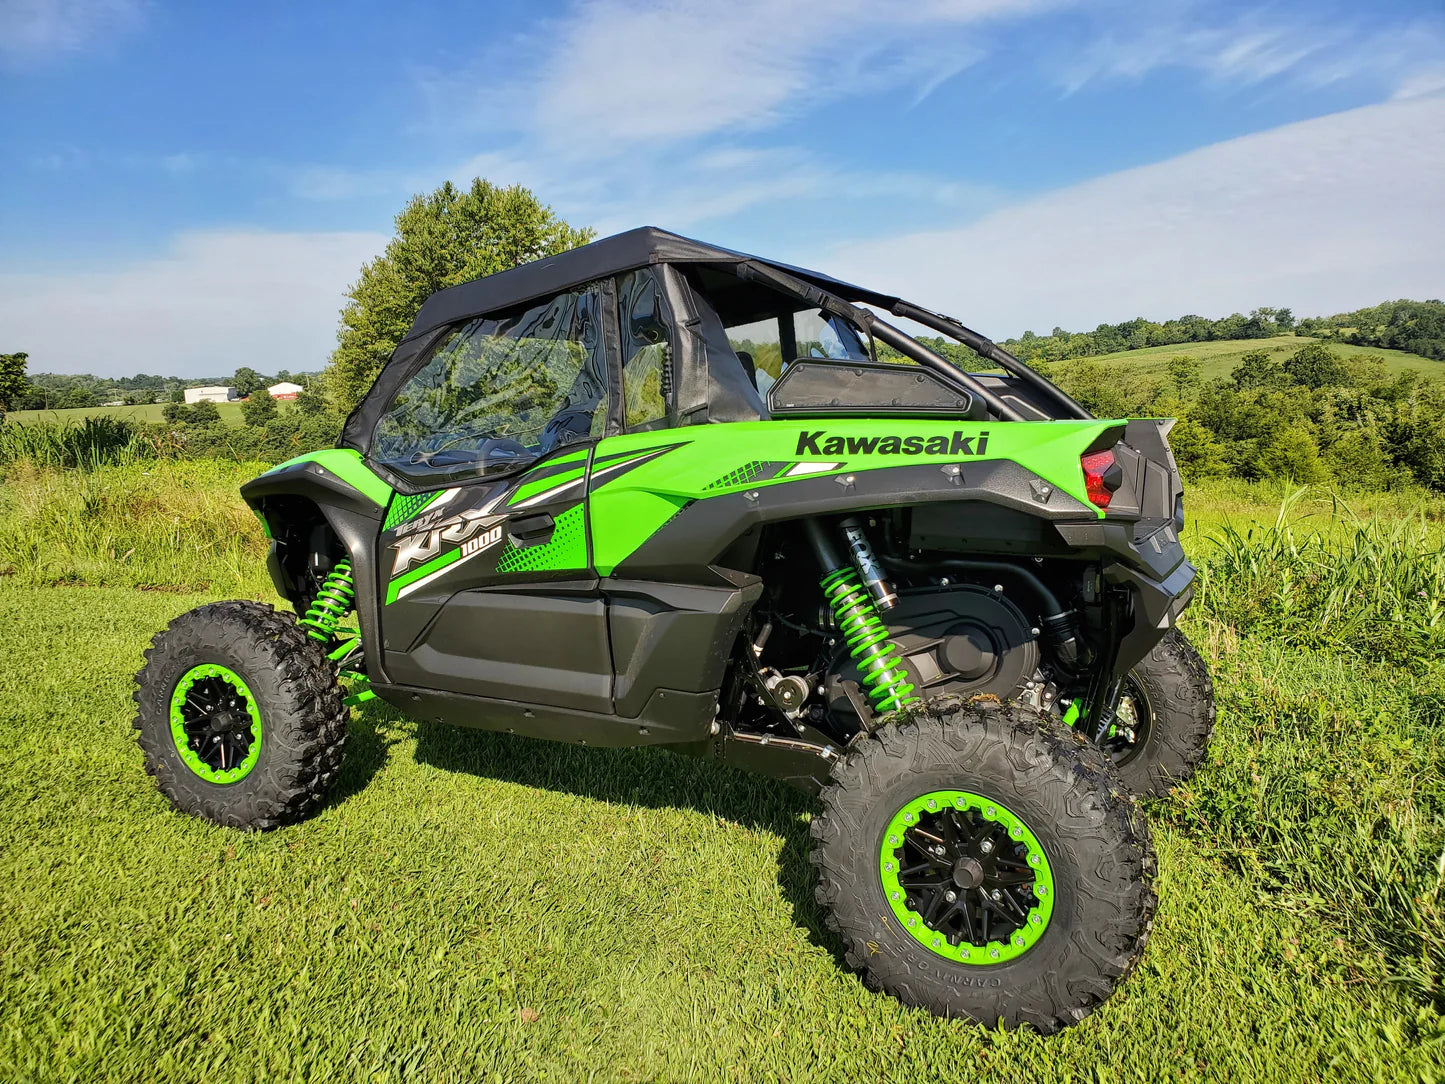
[
  {"xmin": 888, "ymin": 300, "xmax": 1094, "ymax": 421},
  {"xmin": 735, "ymin": 261, "xmax": 1026, "ymax": 423}
]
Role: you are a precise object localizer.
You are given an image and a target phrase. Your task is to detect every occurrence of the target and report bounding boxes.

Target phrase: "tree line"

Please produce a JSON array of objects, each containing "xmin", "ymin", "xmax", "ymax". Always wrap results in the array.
[
  {"xmin": 1, "ymin": 364, "xmax": 321, "ymax": 412},
  {"xmin": 5, "ymin": 175, "xmax": 1444, "ymax": 496},
  {"xmin": 1000, "ymin": 301, "xmax": 1445, "ymax": 365},
  {"xmin": 1043, "ymin": 340, "xmax": 1445, "ymax": 491}
]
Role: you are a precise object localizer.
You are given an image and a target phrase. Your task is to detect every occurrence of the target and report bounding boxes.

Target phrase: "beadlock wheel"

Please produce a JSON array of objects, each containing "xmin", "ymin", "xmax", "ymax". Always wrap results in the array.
[
  {"xmin": 810, "ymin": 698, "xmax": 1155, "ymax": 1032},
  {"xmin": 879, "ymin": 790, "xmax": 1055, "ymax": 964}
]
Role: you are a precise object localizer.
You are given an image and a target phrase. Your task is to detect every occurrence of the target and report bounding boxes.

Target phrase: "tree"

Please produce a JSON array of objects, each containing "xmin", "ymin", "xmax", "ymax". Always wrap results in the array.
[
  {"xmin": 1231, "ymin": 350, "xmax": 1284, "ymax": 390},
  {"xmin": 189, "ymin": 401, "xmax": 222, "ymax": 426},
  {"xmin": 294, "ymin": 385, "xmax": 328, "ymax": 416},
  {"xmin": 0, "ymin": 351, "xmax": 29, "ymax": 417},
  {"xmin": 1282, "ymin": 341, "xmax": 1347, "ymax": 389},
  {"xmin": 233, "ymin": 367, "xmax": 265, "ymax": 398},
  {"xmin": 162, "ymin": 402, "xmax": 190, "ymax": 425},
  {"xmin": 241, "ymin": 389, "xmax": 278, "ymax": 426},
  {"xmin": 324, "ymin": 178, "xmax": 593, "ymax": 412},
  {"xmin": 1167, "ymin": 354, "xmax": 1202, "ymax": 398}
]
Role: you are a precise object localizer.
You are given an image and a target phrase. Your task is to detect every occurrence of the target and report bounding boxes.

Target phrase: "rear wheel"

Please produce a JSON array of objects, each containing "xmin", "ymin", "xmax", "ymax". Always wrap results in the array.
[
  {"xmin": 1099, "ymin": 629, "xmax": 1214, "ymax": 798},
  {"xmin": 133, "ymin": 601, "xmax": 347, "ymax": 830},
  {"xmin": 810, "ymin": 699, "xmax": 1154, "ymax": 1032}
]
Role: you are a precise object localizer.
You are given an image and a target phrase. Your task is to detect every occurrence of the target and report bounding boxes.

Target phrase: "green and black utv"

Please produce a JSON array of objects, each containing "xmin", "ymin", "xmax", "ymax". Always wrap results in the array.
[{"xmin": 134, "ymin": 228, "xmax": 1212, "ymax": 1031}]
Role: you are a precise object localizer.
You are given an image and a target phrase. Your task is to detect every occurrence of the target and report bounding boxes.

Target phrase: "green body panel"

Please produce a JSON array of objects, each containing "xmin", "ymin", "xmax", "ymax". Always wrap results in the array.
[
  {"xmin": 509, "ymin": 464, "xmax": 589, "ymax": 505},
  {"xmin": 263, "ymin": 448, "xmax": 394, "ymax": 508},
  {"xmin": 384, "ymin": 490, "xmax": 444, "ymax": 531},
  {"xmin": 587, "ymin": 419, "xmax": 1117, "ymax": 576},
  {"xmin": 496, "ymin": 504, "xmax": 587, "ymax": 573}
]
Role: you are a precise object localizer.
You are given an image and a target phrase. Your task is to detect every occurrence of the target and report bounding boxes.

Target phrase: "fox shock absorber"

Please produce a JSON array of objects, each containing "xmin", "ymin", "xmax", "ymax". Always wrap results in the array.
[
  {"xmin": 841, "ymin": 517, "xmax": 899, "ymax": 610},
  {"xmin": 806, "ymin": 521, "xmax": 919, "ymax": 715},
  {"xmin": 299, "ymin": 558, "xmax": 355, "ymax": 643}
]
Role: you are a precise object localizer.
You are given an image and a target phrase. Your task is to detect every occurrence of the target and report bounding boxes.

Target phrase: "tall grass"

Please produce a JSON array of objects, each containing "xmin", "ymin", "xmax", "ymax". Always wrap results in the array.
[
  {"xmin": 0, "ymin": 459, "xmax": 272, "ymax": 594},
  {"xmin": 0, "ymin": 416, "xmax": 151, "ymax": 470},
  {"xmin": 1197, "ymin": 489, "xmax": 1445, "ymax": 667}
]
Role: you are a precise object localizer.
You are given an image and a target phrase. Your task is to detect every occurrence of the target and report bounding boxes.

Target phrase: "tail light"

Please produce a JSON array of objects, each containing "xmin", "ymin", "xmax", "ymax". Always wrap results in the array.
[{"xmin": 1081, "ymin": 449, "xmax": 1123, "ymax": 509}]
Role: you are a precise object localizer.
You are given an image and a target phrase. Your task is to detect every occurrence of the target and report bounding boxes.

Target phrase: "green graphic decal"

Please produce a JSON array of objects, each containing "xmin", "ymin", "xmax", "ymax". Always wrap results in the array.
[
  {"xmin": 706, "ymin": 460, "xmax": 768, "ymax": 490},
  {"xmin": 586, "ymin": 419, "xmax": 1117, "ymax": 575},
  {"xmin": 509, "ymin": 464, "xmax": 589, "ymax": 506},
  {"xmin": 385, "ymin": 548, "xmax": 461, "ymax": 604},
  {"xmin": 262, "ymin": 448, "xmax": 394, "ymax": 507},
  {"xmin": 169, "ymin": 664, "xmax": 263, "ymax": 784},
  {"xmin": 384, "ymin": 490, "xmax": 444, "ymax": 531},
  {"xmin": 879, "ymin": 790, "xmax": 1055, "ymax": 965},
  {"xmin": 496, "ymin": 504, "xmax": 586, "ymax": 574}
]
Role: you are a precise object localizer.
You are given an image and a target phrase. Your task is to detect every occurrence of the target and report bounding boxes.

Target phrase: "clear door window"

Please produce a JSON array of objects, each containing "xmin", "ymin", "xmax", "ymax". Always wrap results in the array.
[{"xmin": 373, "ymin": 286, "xmax": 607, "ymax": 482}]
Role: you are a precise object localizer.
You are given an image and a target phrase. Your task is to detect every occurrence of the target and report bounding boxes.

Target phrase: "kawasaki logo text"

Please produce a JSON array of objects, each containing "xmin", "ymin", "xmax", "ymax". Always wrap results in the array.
[{"xmin": 794, "ymin": 431, "xmax": 990, "ymax": 457}]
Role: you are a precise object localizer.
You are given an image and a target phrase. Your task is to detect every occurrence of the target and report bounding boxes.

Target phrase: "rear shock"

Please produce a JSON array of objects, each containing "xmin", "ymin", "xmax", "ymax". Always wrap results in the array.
[{"xmin": 806, "ymin": 520, "xmax": 918, "ymax": 716}]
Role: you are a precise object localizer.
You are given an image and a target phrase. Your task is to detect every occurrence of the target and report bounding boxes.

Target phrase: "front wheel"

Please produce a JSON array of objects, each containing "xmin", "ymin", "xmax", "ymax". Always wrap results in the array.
[
  {"xmin": 133, "ymin": 601, "xmax": 348, "ymax": 830},
  {"xmin": 810, "ymin": 699, "xmax": 1155, "ymax": 1032}
]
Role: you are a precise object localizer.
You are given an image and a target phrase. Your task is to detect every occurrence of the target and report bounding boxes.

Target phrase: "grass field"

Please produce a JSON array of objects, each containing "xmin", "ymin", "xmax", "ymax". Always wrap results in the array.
[
  {"xmin": 2, "ymin": 462, "xmax": 1443, "ymax": 1081},
  {"xmin": 1076, "ymin": 334, "xmax": 1444, "ymax": 384},
  {"xmin": 6, "ymin": 400, "xmax": 248, "ymax": 425}
]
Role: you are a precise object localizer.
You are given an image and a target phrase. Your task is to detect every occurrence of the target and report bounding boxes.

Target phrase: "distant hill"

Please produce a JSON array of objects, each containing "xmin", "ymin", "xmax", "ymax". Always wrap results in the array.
[{"xmin": 1078, "ymin": 335, "xmax": 1444, "ymax": 384}]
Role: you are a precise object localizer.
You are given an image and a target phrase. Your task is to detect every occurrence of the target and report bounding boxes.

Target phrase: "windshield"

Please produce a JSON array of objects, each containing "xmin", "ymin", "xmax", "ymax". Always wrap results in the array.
[{"xmin": 796, "ymin": 310, "xmax": 869, "ymax": 361}]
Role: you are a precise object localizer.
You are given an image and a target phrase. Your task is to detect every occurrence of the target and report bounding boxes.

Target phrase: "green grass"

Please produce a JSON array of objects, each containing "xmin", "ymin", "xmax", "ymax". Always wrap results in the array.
[
  {"xmin": 2, "ymin": 586, "xmax": 1441, "ymax": 1081},
  {"xmin": 1083, "ymin": 335, "xmax": 1445, "ymax": 383},
  {"xmin": 6, "ymin": 401, "xmax": 248, "ymax": 425},
  {"xmin": 2, "ymin": 462, "xmax": 1443, "ymax": 1080}
]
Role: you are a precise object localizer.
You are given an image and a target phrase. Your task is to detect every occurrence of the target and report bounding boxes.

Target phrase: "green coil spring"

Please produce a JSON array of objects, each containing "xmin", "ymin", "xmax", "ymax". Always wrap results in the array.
[
  {"xmin": 300, "ymin": 558, "xmax": 355, "ymax": 643},
  {"xmin": 820, "ymin": 567, "xmax": 919, "ymax": 715}
]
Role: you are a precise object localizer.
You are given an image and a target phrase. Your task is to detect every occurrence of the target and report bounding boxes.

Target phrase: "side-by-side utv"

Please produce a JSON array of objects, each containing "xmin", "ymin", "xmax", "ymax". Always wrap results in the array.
[{"xmin": 134, "ymin": 228, "xmax": 1213, "ymax": 1031}]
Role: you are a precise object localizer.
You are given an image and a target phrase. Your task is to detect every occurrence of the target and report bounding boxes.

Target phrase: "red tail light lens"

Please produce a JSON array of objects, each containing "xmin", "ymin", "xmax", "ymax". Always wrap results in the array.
[{"xmin": 1081, "ymin": 450, "xmax": 1120, "ymax": 509}]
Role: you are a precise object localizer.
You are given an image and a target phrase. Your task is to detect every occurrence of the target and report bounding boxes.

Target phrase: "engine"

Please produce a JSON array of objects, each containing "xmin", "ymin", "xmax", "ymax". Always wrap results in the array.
[{"xmin": 735, "ymin": 512, "xmax": 1097, "ymax": 745}]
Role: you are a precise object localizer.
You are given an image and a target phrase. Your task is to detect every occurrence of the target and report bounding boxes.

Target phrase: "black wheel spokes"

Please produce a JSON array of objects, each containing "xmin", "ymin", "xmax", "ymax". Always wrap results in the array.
[
  {"xmin": 179, "ymin": 676, "xmax": 255, "ymax": 773},
  {"xmin": 894, "ymin": 807, "xmax": 1038, "ymax": 950},
  {"xmin": 1104, "ymin": 679, "xmax": 1153, "ymax": 764}
]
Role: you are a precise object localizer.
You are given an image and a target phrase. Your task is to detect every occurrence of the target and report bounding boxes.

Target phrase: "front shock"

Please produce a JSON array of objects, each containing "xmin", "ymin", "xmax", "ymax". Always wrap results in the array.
[
  {"xmin": 807, "ymin": 520, "xmax": 919, "ymax": 716},
  {"xmin": 299, "ymin": 558, "xmax": 355, "ymax": 643}
]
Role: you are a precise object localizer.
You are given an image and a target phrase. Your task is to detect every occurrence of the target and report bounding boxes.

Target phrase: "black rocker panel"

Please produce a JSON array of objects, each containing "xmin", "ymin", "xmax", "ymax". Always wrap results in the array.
[{"xmin": 384, "ymin": 590, "xmax": 612, "ymax": 713}]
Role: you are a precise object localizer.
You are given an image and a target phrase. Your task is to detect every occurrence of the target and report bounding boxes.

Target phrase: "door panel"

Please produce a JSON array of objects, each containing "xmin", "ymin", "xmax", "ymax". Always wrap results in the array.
[{"xmin": 375, "ymin": 447, "xmax": 612, "ymax": 713}]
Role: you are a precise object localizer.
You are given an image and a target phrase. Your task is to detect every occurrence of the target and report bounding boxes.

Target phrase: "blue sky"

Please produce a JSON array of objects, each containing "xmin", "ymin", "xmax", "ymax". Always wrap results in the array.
[{"xmin": 2, "ymin": 0, "xmax": 1443, "ymax": 377}]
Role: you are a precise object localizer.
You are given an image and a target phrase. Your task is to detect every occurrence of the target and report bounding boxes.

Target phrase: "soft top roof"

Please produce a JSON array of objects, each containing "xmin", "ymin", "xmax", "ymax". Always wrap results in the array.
[{"xmin": 407, "ymin": 226, "xmax": 903, "ymax": 342}]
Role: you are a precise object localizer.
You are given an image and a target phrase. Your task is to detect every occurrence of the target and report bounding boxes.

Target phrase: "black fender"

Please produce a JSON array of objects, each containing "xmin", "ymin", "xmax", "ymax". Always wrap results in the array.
[{"xmin": 240, "ymin": 463, "xmax": 389, "ymax": 683}]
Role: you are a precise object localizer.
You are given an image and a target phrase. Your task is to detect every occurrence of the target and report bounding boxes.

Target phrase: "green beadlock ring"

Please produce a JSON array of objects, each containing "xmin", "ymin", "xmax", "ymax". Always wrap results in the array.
[
  {"xmin": 879, "ymin": 789, "xmax": 1055, "ymax": 965},
  {"xmin": 169, "ymin": 664, "xmax": 263, "ymax": 784}
]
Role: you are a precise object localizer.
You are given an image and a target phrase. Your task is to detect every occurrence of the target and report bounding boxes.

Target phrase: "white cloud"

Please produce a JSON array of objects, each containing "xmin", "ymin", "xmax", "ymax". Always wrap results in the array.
[
  {"xmin": 0, "ymin": 0, "xmax": 144, "ymax": 69},
  {"xmin": 1394, "ymin": 63, "xmax": 1445, "ymax": 101},
  {"xmin": 824, "ymin": 96, "xmax": 1445, "ymax": 336},
  {"xmin": 0, "ymin": 230, "xmax": 387, "ymax": 377},
  {"xmin": 437, "ymin": 0, "xmax": 1066, "ymax": 154}
]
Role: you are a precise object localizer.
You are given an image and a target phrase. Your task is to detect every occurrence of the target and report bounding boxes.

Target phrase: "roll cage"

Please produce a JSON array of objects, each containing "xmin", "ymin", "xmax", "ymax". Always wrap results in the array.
[{"xmin": 338, "ymin": 227, "xmax": 1094, "ymax": 491}]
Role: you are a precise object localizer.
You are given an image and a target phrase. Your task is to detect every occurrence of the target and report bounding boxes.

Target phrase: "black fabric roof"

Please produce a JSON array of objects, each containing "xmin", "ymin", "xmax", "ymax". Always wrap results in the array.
[{"xmin": 406, "ymin": 226, "xmax": 903, "ymax": 341}]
